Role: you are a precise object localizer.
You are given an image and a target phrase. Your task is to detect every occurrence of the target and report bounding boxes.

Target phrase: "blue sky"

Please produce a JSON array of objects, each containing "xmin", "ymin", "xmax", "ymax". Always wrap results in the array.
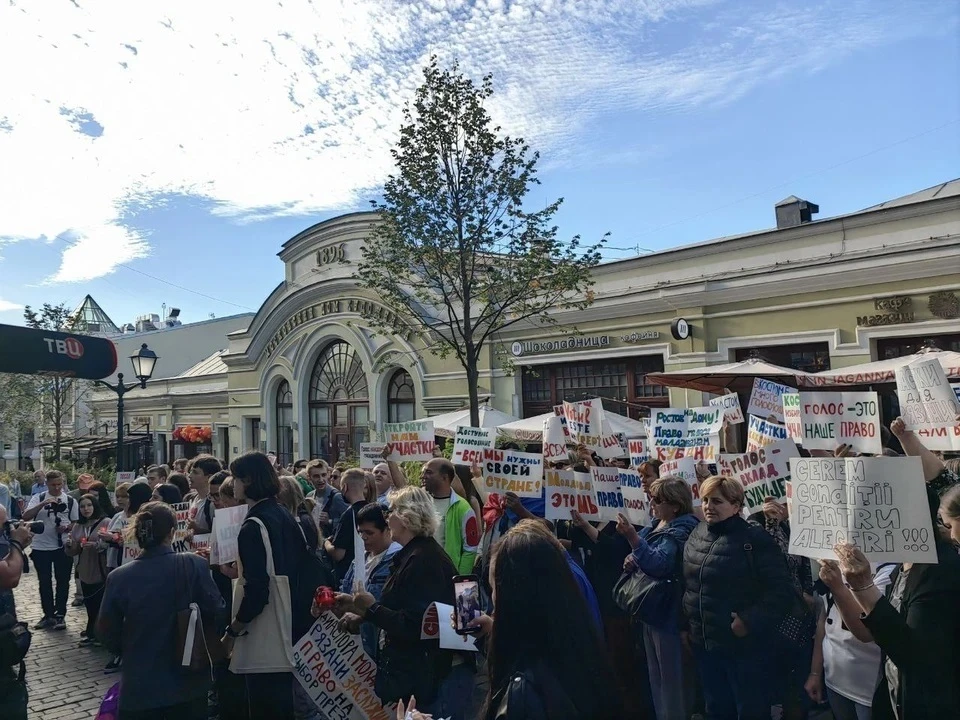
[{"xmin": 0, "ymin": 0, "xmax": 957, "ymax": 327}]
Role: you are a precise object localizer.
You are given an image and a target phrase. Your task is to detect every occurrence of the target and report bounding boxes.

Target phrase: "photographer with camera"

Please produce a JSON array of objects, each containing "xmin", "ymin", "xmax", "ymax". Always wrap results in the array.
[
  {"xmin": 22, "ymin": 471, "xmax": 78, "ymax": 631},
  {"xmin": 1, "ymin": 503, "xmax": 33, "ymax": 720}
]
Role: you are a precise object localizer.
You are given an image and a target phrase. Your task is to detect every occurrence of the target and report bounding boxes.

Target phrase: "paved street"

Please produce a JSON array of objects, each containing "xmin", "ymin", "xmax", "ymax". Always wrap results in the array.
[{"xmin": 13, "ymin": 565, "xmax": 115, "ymax": 720}]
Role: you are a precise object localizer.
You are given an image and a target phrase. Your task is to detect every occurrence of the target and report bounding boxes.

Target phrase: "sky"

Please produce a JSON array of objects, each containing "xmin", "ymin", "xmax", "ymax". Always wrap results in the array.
[{"xmin": 0, "ymin": 0, "xmax": 957, "ymax": 327}]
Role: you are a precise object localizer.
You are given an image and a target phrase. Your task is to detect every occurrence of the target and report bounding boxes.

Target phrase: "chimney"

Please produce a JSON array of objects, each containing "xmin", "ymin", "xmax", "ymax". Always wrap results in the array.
[{"xmin": 775, "ymin": 196, "xmax": 819, "ymax": 229}]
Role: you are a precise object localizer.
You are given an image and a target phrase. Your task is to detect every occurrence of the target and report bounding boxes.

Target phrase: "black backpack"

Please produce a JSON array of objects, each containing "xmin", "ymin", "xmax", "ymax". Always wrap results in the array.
[{"xmin": 291, "ymin": 526, "xmax": 336, "ymax": 640}]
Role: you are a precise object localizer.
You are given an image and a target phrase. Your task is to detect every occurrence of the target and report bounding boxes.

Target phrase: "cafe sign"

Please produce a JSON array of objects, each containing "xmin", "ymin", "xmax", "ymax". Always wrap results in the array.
[
  {"xmin": 510, "ymin": 335, "xmax": 610, "ymax": 357},
  {"xmin": 857, "ymin": 295, "xmax": 915, "ymax": 327}
]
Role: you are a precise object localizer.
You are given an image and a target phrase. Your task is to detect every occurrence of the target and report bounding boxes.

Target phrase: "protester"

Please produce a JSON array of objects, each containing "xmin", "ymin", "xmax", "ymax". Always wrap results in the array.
[
  {"xmin": 478, "ymin": 519, "xmax": 623, "ymax": 719},
  {"xmin": 682, "ymin": 474, "xmax": 795, "ymax": 719},
  {"xmin": 22, "ymin": 470, "xmax": 78, "ymax": 631},
  {"xmin": 420, "ymin": 457, "xmax": 480, "ymax": 575},
  {"xmin": 188, "ymin": 455, "xmax": 221, "ymax": 534},
  {"xmin": 940, "ymin": 484, "xmax": 960, "ymax": 545},
  {"xmin": 453, "ymin": 465, "xmax": 485, "ymax": 532},
  {"xmin": 372, "ymin": 462, "xmax": 393, "ymax": 505},
  {"xmin": 172, "ymin": 458, "xmax": 189, "ymax": 474},
  {"xmin": 146, "ymin": 464, "xmax": 168, "ymax": 489},
  {"xmin": 0, "ymin": 503, "xmax": 30, "ymax": 720},
  {"xmin": 218, "ymin": 477, "xmax": 239, "ymax": 507},
  {"xmin": 324, "ymin": 469, "xmax": 373, "ymax": 581},
  {"xmin": 363, "ymin": 471, "xmax": 378, "ymax": 504},
  {"xmin": 97, "ymin": 501, "xmax": 224, "ymax": 720},
  {"xmin": 226, "ymin": 451, "xmax": 303, "ymax": 719},
  {"xmin": 152, "ymin": 483, "xmax": 183, "ymax": 505},
  {"xmin": 64, "ymin": 493, "xmax": 110, "ymax": 647},
  {"xmin": 29, "ymin": 470, "xmax": 46, "ymax": 497},
  {"xmin": 333, "ymin": 486, "xmax": 458, "ymax": 716},
  {"xmin": 88, "ymin": 481, "xmax": 116, "ymax": 518},
  {"xmin": 618, "ymin": 475, "xmax": 699, "ymax": 720},
  {"xmin": 278, "ymin": 475, "xmax": 319, "ymax": 553},
  {"xmin": 306, "ymin": 459, "xmax": 348, "ymax": 537},
  {"xmin": 69, "ymin": 474, "xmax": 97, "ymax": 609},
  {"xmin": 166, "ymin": 472, "xmax": 192, "ymax": 502}
]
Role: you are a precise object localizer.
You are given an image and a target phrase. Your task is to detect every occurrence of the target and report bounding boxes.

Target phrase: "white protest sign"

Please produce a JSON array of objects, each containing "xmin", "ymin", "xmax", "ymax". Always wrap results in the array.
[
  {"xmin": 747, "ymin": 378, "xmax": 796, "ymax": 423},
  {"xmin": 953, "ymin": 383, "xmax": 960, "ymax": 403},
  {"xmin": 482, "ymin": 448, "xmax": 543, "ymax": 497},
  {"xmin": 627, "ymin": 438, "xmax": 648, "ymax": 468},
  {"xmin": 542, "ymin": 416, "xmax": 569, "ymax": 463},
  {"xmin": 451, "ymin": 426, "xmax": 495, "ymax": 466},
  {"xmin": 617, "ymin": 468, "xmax": 653, "ymax": 526},
  {"xmin": 782, "ymin": 393, "xmax": 804, "ymax": 443},
  {"xmin": 710, "ymin": 393, "xmax": 744, "ymax": 424},
  {"xmin": 211, "ymin": 504, "xmax": 247, "ymax": 565},
  {"xmin": 651, "ymin": 407, "xmax": 723, "ymax": 461},
  {"xmin": 659, "ymin": 456, "xmax": 701, "ymax": 506},
  {"xmin": 562, "ymin": 399, "xmax": 623, "ymax": 459},
  {"xmin": 293, "ymin": 612, "xmax": 393, "ymax": 720},
  {"xmin": 383, "ymin": 421, "xmax": 435, "ymax": 461},
  {"xmin": 350, "ymin": 530, "xmax": 367, "ymax": 594},
  {"xmin": 916, "ymin": 424, "xmax": 960, "ymax": 452},
  {"xmin": 718, "ymin": 439, "xmax": 799, "ymax": 514},
  {"xmin": 591, "ymin": 466, "xmax": 624, "ymax": 522},
  {"xmin": 746, "ymin": 415, "xmax": 789, "ymax": 452},
  {"xmin": 120, "ymin": 538, "xmax": 139, "ymax": 565},
  {"xmin": 191, "ymin": 533, "xmax": 211, "ymax": 553},
  {"xmin": 798, "ymin": 392, "xmax": 882, "ymax": 455},
  {"xmin": 544, "ymin": 469, "xmax": 600, "ymax": 522},
  {"xmin": 170, "ymin": 502, "xmax": 192, "ymax": 553},
  {"xmin": 116, "ymin": 471, "xmax": 135, "ymax": 485},
  {"xmin": 420, "ymin": 602, "xmax": 478, "ymax": 652},
  {"xmin": 896, "ymin": 357, "xmax": 960, "ymax": 431},
  {"xmin": 358, "ymin": 443, "xmax": 385, "ymax": 469},
  {"xmin": 787, "ymin": 456, "xmax": 937, "ymax": 563}
]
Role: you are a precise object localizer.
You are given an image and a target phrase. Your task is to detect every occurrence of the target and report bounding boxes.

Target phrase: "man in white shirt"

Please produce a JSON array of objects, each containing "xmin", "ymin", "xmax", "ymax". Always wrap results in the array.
[
  {"xmin": 22, "ymin": 470, "xmax": 79, "ymax": 630},
  {"xmin": 187, "ymin": 454, "xmax": 221, "ymax": 534}
]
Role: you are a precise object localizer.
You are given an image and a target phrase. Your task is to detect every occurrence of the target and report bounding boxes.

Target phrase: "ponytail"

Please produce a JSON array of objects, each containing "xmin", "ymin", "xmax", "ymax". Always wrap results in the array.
[{"xmin": 124, "ymin": 501, "xmax": 177, "ymax": 549}]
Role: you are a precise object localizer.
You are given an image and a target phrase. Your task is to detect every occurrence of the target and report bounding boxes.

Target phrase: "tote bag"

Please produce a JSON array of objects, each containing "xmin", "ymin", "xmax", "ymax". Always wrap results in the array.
[{"xmin": 229, "ymin": 516, "xmax": 295, "ymax": 674}]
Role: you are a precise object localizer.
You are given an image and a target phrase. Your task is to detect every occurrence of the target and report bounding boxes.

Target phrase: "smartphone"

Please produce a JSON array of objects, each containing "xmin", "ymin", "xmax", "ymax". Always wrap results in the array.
[{"xmin": 453, "ymin": 574, "xmax": 482, "ymax": 635}]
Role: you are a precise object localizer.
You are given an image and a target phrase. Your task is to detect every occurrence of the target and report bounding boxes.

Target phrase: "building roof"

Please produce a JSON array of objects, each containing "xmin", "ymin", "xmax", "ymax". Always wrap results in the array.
[
  {"xmin": 71, "ymin": 294, "xmax": 120, "ymax": 335},
  {"xmin": 176, "ymin": 349, "xmax": 228, "ymax": 378},
  {"xmin": 859, "ymin": 178, "xmax": 960, "ymax": 211}
]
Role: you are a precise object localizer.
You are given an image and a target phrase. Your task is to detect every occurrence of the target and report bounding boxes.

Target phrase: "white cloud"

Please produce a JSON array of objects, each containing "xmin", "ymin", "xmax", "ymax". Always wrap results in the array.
[
  {"xmin": 0, "ymin": 0, "xmax": 949, "ymax": 281},
  {"xmin": 0, "ymin": 298, "xmax": 24, "ymax": 313}
]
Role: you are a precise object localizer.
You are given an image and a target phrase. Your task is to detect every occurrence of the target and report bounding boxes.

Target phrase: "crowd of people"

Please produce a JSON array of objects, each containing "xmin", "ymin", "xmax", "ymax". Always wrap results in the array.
[{"xmin": 1, "ymin": 414, "xmax": 959, "ymax": 720}]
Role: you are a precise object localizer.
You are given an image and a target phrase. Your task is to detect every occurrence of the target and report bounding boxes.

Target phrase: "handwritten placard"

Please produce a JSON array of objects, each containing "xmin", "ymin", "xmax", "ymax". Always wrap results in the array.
[
  {"xmin": 590, "ymin": 466, "xmax": 624, "ymax": 522},
  {"xmin": 787, "ymin": 456, "xmax": 936, "ymax": 563},
  {"xmin": 482, "ymin": 448, "xmax": 543, "ymax": 497},
  {"xmin": 651, "ymin": 407, "xmax": 723, "ymax": 461},
  {"xmin": 358, "ymin": 443, "xmax": 386, "ymax": 469},
  {"xmin": 896, "ymin": 357, "xmax": 960, "ymax": 431},
  {"xmin": 659, "ymin": 456, "xmax": 701, "ymax": 506},
  {"xmin": 562, "ymin": 399, "xmax": 623, "ymax": 459},
  {"xmin": 211, "ymin": 504, "xmax": 247, "ymax": 565},
  {"xmin": 420, "ymin": 602, "xmax": 478, "ymax": 652},
  {"xmin": 747, "ymin": 378, "xmax": 796, "ymax": 423},
  {"xmin": 710, "ymin": 393, "xmax": 745, "ymax": 424},
  {"xmin": 627, "ymin": 438, "xmax": 648, "ymax": 468},
  {"xmin": 451, "ymin": 426, "xmax": 495, "ymax": 465},
  {"xmin": 544, "ymin": 469, "xmax": 599, "ymax": 522},
  {"xmin": 718, "ymin": 439, "xmax": 799, "ymax": 513},
  {"xmin": 384, "ymin": 421, "xmax": 434, "ymax": 461},
  {"xmin": 617, "ymin": 468, "xmax": 653, "ymax": 526},
  {"xmin": 542, "ymin": 415, "xmax": 569, "ymax": 463},
  {"xmin": 170, "ymin": 502, "xmax": 192, "ymax": 553},
  {"xmin": 782, "ymin": 393, "xmax": 804, "ymax": 442},
  {"xmin": 798, "ymin": 392, "xmax": 882, "ymax": 455},
  {"xmin": 746, "ymin": 415, "xmax": 789, "ymax": 452}
]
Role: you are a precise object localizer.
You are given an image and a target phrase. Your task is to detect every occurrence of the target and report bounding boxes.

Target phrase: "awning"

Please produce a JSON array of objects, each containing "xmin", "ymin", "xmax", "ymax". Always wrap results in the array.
[
  {"xmin": 647, "ymin": 359, "xmax": 816, "ymax": 394},
  {"xmin": 420, "ymin": 405, "xmax": 520, "ymax": 438},
  {"xmin": 498, "ymin": 409, "xmax": 648, "ymax": 442},
  {"xmin": 802, "ymin": 349, "xmax": 960, "ymax": 388}
]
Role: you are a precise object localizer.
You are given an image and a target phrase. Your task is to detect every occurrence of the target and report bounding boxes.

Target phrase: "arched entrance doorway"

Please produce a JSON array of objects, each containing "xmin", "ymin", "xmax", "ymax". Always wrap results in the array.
[{"xmin": 308, "ymin": 341, "xmax": 369, "ymax": 463}]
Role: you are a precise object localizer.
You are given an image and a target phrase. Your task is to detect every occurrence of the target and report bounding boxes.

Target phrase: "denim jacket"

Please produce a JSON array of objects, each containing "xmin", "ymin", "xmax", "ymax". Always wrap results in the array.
[{"xmin": 341, "ymin": 541, "xmax": 402, "ymax": 657}]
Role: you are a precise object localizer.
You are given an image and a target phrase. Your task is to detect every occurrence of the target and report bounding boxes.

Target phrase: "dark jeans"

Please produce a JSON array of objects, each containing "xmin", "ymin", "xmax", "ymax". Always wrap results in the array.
[
  {"xmin": 243, "ymin": 671, "xmax": 293, "ymax": 719},
  {"xmin": 694, "ymin": 642, "xmax": 772, "ymax": 720},
  {"xmin": 80, "ymin": 581, "xmax": 105, "ymax": 638},
  {"xmin": 32, "ymin": 548, "xmax": 73, "ymax": 619},
  {"xmin": 119, "ymin": 697, "xmax": 206, "ymax": 720}
]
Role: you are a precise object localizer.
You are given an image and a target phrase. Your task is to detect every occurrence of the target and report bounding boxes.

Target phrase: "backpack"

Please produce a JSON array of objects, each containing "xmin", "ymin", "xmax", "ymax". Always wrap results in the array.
[{"xmin": 291, "ymin": 524, "xmax": 336, "ymax": 639}]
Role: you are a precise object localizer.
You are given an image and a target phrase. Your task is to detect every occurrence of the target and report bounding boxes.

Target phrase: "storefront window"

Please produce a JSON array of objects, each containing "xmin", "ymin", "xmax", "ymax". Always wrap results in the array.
[
  {"xmin": 309, "ymin": 341, "xmax": 369, "ymax": 462},
  {"xmin": 275, "ymin": 380, "xmax": 294, "ymax": 466},
  {"xmin": 387, "ymin": 370, "xmax": 416, "ymax": 423},
  {"xmin": 734, "ymin": 343, "xmax": 831, "ymax": 373},
  {"xmin": 876, "ymin": 334, "xmax": 960, "ymax": 359}
]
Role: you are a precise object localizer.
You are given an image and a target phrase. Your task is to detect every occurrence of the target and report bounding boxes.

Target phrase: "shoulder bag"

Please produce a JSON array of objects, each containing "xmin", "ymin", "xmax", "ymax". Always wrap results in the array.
[
  {"xmin": 612, "ymin": 535, "xmax": 683, "ymax": 627},
  {"xmin": 175, "ymin": 554, "xmax": 225, "ymax": 676}
]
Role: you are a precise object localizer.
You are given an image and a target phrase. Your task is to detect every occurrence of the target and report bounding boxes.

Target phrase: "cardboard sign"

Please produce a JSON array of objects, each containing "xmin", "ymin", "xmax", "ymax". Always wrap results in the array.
[
  {"xmin": 746, "ymin": 415, "xmax": 789, "ymax": 452},
  {"xmin": 590, "ymin": 466, "xmax": 624, "ymax": 522},
  {"xmin": 896, "ymin": 357, "xmax": 960, "ymax": 430},
  {"xmin": 420, "ymin": 602, "xmax": 478, "ymax": 652},
  {"xmin": 451, "ymin": 426, "xmax": 495, "ymax": 466},
  {"xmin": 350, "ymin": 530, "xmax": 366, "ymax": 594},
  {"xmin": 116, "ymin": 471, "xmax": 136, "ymax": 485},
  {"xmin": 718, "ymin": 439, "xmax": 799, "ymax": 513},
  {"xmin": 798, "ymin": 392, "xmax": 882, "ymax": 455},
  {"xmin": 627, "ymin": 438, "xmax": 648, "ymax": 468},
  {"xmin": 561, "ymin": 399, "xmax": 623, "ymax": 459},
  {"xmin": 358, "ymin": 443, "xmax": 385, "ymax": 469},
  {"xmin": 293, "ymin": 612, "xmax": 393, "ymax": 720},
  {"xmin": 747, "ymin": 378, "xmax": 796, "ymax": 423},
  {"xmin": 542, "ymin": 415, "xmax": 569, "ymax": 463},
  {"xmin": 482, "ymin": 448, "xmax": 543, "ymax": 497},
  {"xmin": 916, "ymin": 424, "xmax": 960, "ymax": 452},
  {"xmin": 617, "ymin": 468, "xmax": 653, "ymax": 526},
  {"xmin": 191, "ymin": 534, "xmax": 211, "ymax": 552},
  {"xmin": 170, "ymin": 502, "xmax": 192, "ymax": 553},
  {"xmin": 120, "ymin": 538, "xmax": 139, "ymax": 566},
  {"xmin": 782, "ymin": 393, "xmax": 804, "ymax": 443},
  {"xmin": 651, "ymin": 407, "xmax": 723, "ymax": 461},
  {"xmin": 544, "ymin": 469, "xmax": 599, "ymax": 522},
  {"xmin": 211, "ymin": 504, "xmax": 247, "ymax": 565},
  {"xmin": 383, "ymin": 421, "xmax": 434, "ymax": 461},
  {"xmin": 787, "ymin": 457, "xmax": 937, "ymax": 563},
  {"xmin": 659, "ymin": 456, "xmax": 701, "ymax": 506},
  {"xmin": 710, "ymin": 393, "xmax": 745, "ymax": 424}
]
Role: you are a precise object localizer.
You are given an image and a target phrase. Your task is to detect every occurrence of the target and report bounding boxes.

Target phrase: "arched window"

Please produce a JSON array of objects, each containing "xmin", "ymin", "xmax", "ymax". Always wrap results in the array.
[
  {"xmin": 309, "ymin": 341, "xmax": 370, "ymax": 461},
  {"xmin": 275, "ymin": 380, "xmax": 294, "ymax": 466},
  {"xmin": 387, "ymin": 370, "xmax": 416, "ymax": 423}
]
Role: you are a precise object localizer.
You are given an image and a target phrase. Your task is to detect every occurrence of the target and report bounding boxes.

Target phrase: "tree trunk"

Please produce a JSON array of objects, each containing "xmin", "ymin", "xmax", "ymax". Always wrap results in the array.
[{"xmin": 466, "ymin": 361, "xmax": 481, "ymax": 428}]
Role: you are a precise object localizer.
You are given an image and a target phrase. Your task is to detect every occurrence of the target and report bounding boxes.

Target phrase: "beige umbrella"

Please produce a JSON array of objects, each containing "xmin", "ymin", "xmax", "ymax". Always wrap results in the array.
[
  {"xmin": 421, "ymin": 405, "xmax": 519, "ymax": 438},
  {"xmin": 801, "ymin": 349, "xmax": 960, "ymax": 388},
  {"xmin": 497, "ymin": 409, "xmax": 648, "ymax": 442},
  {"xmin": 647, "ymin": 358, "xmax": 816, "ymax": 394}
]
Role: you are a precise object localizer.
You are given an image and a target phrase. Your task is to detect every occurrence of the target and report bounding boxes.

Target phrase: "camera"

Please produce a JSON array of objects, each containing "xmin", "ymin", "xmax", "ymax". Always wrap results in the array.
[
  {"xmin": 48, "ymin": 502, "xmax": 67, "ymax": 515},
  {"xmin": 2, "ymin": 520, "xmax": 44, "ymax": 536}
]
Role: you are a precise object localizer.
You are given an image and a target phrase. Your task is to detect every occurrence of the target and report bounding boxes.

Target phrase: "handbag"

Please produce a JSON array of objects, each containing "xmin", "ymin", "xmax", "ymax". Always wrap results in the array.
[
  {"xmin": 612, "ymin": 533, "xmax": 683, "ymax": 627},
  {"xmin": 374, "ymin": 641, "xmax": 440, "ymax": 706},
  {"xmin": 229, "ymin": 516, "xmax": 295, "ymax": 674},
  {"xmin": 743, "ymin": 542, "xmax": 815, "ymax": 650},
  {"xmin": 175, "ymin": 554, "xmax": 225, "ymax": 675}
]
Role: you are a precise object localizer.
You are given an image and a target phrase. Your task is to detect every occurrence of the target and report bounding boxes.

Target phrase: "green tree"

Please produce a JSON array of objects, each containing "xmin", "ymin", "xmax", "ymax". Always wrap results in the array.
[
  {"xmin": 0, "ymin": 374, "xmax": 36, "ymax": 448},
  {"xmin": 22, "ymin": 303, "xmax": 90, "ymax": 460},
  {"xmin": 357, "ymin": 58, "xmax": 605, "ymax": 426}
]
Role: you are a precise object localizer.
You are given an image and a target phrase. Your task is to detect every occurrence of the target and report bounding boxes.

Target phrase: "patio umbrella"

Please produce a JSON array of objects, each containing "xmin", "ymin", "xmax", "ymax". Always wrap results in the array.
[
  {"xmin": 646, "ymin": 358, "xmax": 816, "ymax": 394},
  {"xmin": 498, "ymin": 409, "xmax": 648, "ymax": 442},
  {"xmin": 421, "ymin": 405, "xmax": 519, "ymax": 438},
  {"xmin": 801, "ymin": 349, "xmax": 960, "ymax": 388}
]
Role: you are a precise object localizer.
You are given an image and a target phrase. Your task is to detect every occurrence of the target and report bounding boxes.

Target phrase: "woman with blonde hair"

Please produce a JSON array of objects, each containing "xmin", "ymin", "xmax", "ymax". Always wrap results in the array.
[
  {"xmin": 277, "ymin": 475, "xmax": 319, "ymax": 553},
  {"xmin": 682, "ymin": 475, "xmax": 795, "ymax": 719}
]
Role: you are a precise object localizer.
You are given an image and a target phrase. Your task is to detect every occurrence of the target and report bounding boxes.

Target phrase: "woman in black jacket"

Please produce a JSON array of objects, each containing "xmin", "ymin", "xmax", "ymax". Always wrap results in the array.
[{"xmin": 683, "ymin": 475, "xmax": 795, "ymax": 720}]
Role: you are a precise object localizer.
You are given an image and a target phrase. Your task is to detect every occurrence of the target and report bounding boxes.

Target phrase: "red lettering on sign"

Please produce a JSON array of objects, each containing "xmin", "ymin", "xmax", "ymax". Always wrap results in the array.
[{"xmin": 64, "ymin": 337, "xmax": 84, "ymax": 360}]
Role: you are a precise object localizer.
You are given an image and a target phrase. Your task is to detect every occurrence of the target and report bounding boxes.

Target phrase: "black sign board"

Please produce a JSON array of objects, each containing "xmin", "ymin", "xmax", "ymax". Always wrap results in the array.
[{"xmin": 0, "ymin": 323, "xmax": 118, "ymax": 379}]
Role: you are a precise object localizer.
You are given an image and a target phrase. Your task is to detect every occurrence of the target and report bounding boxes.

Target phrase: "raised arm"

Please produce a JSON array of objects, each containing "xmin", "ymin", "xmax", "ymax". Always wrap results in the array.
[{"xmin": 890, "ymin": 416, "xmax": 948, "ymax": 484}]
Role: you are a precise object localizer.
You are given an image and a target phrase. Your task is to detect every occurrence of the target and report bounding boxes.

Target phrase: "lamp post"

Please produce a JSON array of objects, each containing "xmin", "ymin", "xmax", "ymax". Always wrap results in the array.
[{"xmin": 93, "ymin": 343, "xmax": 159, "ymax": 473}]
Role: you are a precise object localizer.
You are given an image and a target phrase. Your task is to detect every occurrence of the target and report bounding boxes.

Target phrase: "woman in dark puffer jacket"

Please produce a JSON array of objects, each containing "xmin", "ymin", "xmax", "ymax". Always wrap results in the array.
[{"xmin": 683, "ymin": 475, "xmax": 795, "ymax": 720}]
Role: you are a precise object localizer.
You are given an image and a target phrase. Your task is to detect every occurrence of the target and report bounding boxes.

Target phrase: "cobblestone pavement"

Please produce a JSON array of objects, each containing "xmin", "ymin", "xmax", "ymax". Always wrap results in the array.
[{"xmin": 13, "ymin": 566, "xmax": 116, "ymax": 720}]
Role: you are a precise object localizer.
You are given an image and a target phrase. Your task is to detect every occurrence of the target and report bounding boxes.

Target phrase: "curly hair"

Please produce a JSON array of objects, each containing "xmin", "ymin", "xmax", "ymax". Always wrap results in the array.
[{"xmin": 388, "ymin": 486, "xmax": 439, "ymax": 538}]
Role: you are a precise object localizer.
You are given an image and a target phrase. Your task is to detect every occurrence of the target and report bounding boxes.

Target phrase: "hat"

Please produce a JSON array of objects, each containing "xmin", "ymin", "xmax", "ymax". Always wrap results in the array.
[{"xmin": 77, "ymin": 473, "xmax": 96, "ymax": 490}]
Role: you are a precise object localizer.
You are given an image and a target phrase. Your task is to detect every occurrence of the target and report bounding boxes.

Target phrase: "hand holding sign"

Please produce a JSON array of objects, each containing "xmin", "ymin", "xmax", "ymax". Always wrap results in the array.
[{"xmin": 833, "ymin": 542, "xmax": 873, "ymax": 589}]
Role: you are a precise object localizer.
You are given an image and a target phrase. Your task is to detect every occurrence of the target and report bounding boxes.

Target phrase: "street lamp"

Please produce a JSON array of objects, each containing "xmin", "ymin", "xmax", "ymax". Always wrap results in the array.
[{"xmin": 94, "ymin": 344, "xmax": 160, "ymax": 473}]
